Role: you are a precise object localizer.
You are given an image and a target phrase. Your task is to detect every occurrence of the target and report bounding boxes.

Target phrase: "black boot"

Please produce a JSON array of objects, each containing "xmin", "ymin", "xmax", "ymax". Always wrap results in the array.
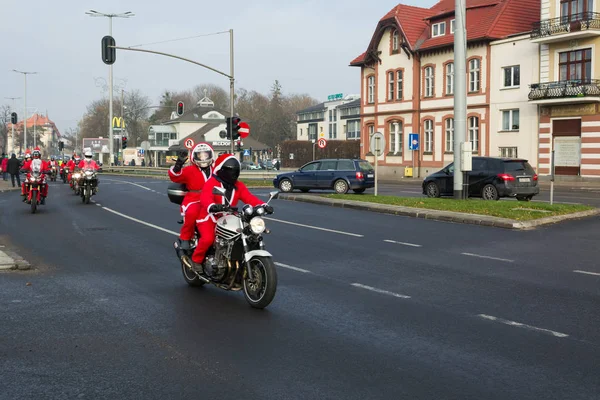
[{"xmin": 41, "ymin": 197, "xmax": 46, "ymax": 205}]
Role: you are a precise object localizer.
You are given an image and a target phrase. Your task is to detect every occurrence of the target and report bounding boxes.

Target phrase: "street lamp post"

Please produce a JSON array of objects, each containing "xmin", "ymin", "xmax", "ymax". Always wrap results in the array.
[
  {"xmin": 86, "ymin": 10, "xmax": 134, "ymax": 165},
  {"xmin": 5, "ymin": 97, "xmax": 20, "ymax": 154},
  {"xmin": 12, "ymin": 70, "xmax": 37, "ymax": 151}
]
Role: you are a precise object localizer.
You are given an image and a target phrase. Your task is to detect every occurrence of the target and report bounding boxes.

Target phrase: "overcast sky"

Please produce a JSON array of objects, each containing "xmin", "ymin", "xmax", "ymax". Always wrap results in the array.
[{"xmin": 1, "ymin": 0, "xmax": 437, "ymax": 134}]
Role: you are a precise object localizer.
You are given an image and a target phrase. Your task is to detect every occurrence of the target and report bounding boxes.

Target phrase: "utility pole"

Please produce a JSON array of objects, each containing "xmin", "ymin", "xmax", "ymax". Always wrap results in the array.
[
  {"xmin": 13, "ymin": 70, "xmax": 37, "ymax": 151},
  {"xmin": 5, "ymin": 97, "xmax": 20, "ymax": 154},
  {"xmin": 453, "ymin": 0, "xmax": 467, "ymax": 199},
  {"xmin": 229, "ymin": 29, "xmax": 235, "ymax": 155}
]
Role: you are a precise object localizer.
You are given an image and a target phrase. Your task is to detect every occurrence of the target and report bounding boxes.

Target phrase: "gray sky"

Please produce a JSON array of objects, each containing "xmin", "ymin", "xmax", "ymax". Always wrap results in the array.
[{"xmin": 1, "ymin": 0, "xmax": 437, "ymax": 134}]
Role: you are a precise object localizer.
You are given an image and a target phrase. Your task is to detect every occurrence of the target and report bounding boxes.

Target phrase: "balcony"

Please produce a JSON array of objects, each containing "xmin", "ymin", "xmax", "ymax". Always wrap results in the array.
[
  {"xmin": 531, "ymin": 12, "xmax": 600, "ymax": 43},
  {"xmin": 528, "ymin": 79, "xmax": 600, "ymax": 104}
]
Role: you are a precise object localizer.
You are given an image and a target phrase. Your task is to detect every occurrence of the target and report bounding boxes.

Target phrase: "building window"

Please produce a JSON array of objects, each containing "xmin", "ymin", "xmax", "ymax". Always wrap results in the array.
[
  {"xmin": 425, "ymin": 66, "xmax": 435, "ymax": 97},
  {"xmin": 450, "ymin": 19, "xmax": 456, "ymax": 33},
  {"xmin": 424, "ymin": 119, "xmax": 434, "ymax": 153},
  {"xmin": 469, "ymin": 58, "xmax": 481, "ymax": 92},
  {"xmin": 502, "ymin": 109, "xmax": 520, "ymax": 131},
  {"xmin": 468, "ymin": 116, "xmax": 479, "ymax": 152},
  {"xmin": 503, "ymin": 65, "xmax": 520, "ymax": 87},
  {"xmin": 367, "ymin": 76, "xmax": 375, "ymax": 104},
  {"xmin": 328, "ymin": 110, "xmax": 337, "ymax": 139},
  {"xmin": 445, "ymin": 118, "xmax": 454, "ymax": 153},
  {"xmin": 392, "ymin": 30, "xmax": 399, "ymax": 52},
  {"xmin": 308, "ymin": 123, "xmax": 317, "ymax": 140},
  {"xmin": 500, "ymin": 147, "xmax": 518, "ymax": 158},
  {"xmin": 347, "ymin": 120, "xmax": 360, "ymax": 139},
  {"xmin": 388, "ymin": 121, "xmax": 403, "ymax": 155},
  {"xmin": 367, "ymin": 124, "xmax": 375, "ymax": 139},
  {"xmin": 561, "ymin": 0, "xmax": 593, "ymax": 21},
  {"xmin": 432, "ymin": 22, "xmax": 446, "ymax": 37},
  {"xmin": 397, "ymin": 70, "xmax": 403, "ymax": 100},
  {"xmin": 446, "ymin": 63, "xmax": 454, "ymax": 95},
  {"xmin": 559, "ymin": 48, "xmax": 592, "ymax": 81},
  {"xmin": 300, "ymin": 128, "xmax": 303, "ymax": 136},
  {"xmin": 388, "ymin": 71, "xmax": 395, "ymax": 101}
]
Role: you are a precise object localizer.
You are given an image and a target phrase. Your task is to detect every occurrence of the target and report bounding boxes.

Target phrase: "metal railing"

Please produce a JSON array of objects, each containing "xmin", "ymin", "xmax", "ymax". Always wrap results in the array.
[
  {"xmin": 528, "ymin": 79, "xmax": 600, "ymax": 100},
  {"xmin": 531, "ymin": 12, "xmax": 600, "ymax": 39},
  {"xmin": 100, "ymin": 166, "xmax": 286, "ymax": 180}
]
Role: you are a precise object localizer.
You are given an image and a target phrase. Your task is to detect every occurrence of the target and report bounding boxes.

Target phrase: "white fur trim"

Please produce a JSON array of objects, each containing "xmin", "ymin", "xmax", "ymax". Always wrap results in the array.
[{"xmin": 169, "ymin": 166, "xmax": 183, "ymax": 176}]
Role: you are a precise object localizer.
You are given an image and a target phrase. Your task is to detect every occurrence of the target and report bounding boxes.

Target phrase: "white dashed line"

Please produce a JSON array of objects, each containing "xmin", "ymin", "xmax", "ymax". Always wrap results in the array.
[
  {"xmin": 264, "ymin": 217, "xmax": 364, "ymax": 237},
  {"xmin": 102, "ymin": 178, "xmax": 153, "ymax": 191},
  {"xmin": 351, "ymin": 283, "xmax": 411, "ymax": 299},
  {"xmin": 461, "ymin": 253, "xmax": 514, "ymax": 263},
  {"xmin": 384, "ymin": 239, "xmax": 422, "ymax": 248},
  {"xmin": 574, "ymin": 270, "xmax": 600, "ymax": 277},
  {"xmin": 101, "ymin": 207, "xmax": 179, "ymax": 236},
  {"xmin": 274, "ymin": 262, "xmax": 311, "ymax": 273},
  {"xmin": 477, "ymin": 314, "xmax": 569, "ymax": 338}
]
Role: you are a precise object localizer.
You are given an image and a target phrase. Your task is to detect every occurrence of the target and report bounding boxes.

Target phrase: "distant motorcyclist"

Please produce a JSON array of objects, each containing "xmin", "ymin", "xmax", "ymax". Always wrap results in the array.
[
  {"xmin": 20, "ymin": 147, "xmax": 49, "ymax": 204},
  {"xmin": 78, "ymin": 150, "xmax": 100, "ymax": 171},
  {"xmin": 168, "ymin": 143, "xmax": 215, "ymax": 250}
]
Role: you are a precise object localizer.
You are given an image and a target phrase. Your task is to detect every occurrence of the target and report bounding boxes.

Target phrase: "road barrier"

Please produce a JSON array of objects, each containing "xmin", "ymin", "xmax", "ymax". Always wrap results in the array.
[{"xmin": 100, "ymin": 166, "xmax": 283, "ymax": 180}]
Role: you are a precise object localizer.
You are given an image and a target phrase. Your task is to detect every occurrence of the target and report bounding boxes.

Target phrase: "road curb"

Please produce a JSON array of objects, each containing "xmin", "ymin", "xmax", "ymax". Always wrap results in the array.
[
  {"xmin": 0, "ymin": 248, "xmax": 31, "ymax": 270},
  {"xmin": 0, "ymin": 187, "xmax": 20, "ymax": 193},
  {"xmin": 278, "ymin": 194, "xmax": 600, "ymax": 230}
]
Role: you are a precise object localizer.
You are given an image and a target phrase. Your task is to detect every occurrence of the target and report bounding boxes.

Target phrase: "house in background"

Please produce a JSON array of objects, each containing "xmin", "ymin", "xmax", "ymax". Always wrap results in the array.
[
  {"xmin": 7, "ymin": 112, "xmax": 61, "ymax": 156},
  {"xmin": 296, "ymin": 94, "xmax": 361, "ymax": 142}
]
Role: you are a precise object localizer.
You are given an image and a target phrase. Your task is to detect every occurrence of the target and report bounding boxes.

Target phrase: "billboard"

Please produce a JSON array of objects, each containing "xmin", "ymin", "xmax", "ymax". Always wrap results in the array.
[{"xmin": 82, "ymin": 138, "xmax": 110, "ymax": 154}]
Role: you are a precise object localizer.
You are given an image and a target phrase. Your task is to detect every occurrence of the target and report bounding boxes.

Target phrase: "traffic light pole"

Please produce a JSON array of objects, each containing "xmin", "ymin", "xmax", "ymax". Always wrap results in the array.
[{"xmin": 108, "ymin": 29, "xmax": 236, "ymax": 154}]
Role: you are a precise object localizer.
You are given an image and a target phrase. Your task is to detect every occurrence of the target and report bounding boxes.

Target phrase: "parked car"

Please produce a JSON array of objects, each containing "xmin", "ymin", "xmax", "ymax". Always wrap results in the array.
[
  {"xmin": 422, "ymin": 157, "xmax": 540, "ymax": 201},
  {"xmin": 241, "ymin": 161, "xmax": 260, "ymax": 170},
  {"xmin": 273, "ymin": 158, "xmax": 375, "ymax": 194}
]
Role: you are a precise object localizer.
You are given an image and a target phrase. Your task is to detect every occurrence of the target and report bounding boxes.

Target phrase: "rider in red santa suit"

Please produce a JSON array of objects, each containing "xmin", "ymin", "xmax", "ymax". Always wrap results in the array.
[
  {"xmin": 67, "ymin": 154, "xmax": 80, "ymax": 188},
  {"xmin": 168, "ymin": 143, "xmax": 214, "ymax": 250},
  {"xmin": 191, "ymin": 154, "xmax": 273, "ymax": 271},
  {"xmin": 78, "ymin": 150, "xmax": 100, "ymax": 170},
  {"xmin": 20, "ymin": 147, "xmax": 49, "ymax": 203}
]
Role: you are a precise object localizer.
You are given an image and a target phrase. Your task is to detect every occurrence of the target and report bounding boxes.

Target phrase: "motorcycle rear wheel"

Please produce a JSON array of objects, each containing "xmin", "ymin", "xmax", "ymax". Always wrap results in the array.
[
  {"xmin": 243, "ymin": 256, "xmax": 277, "ymax": 309},
  {"xmin": 181, "ymin": 256, "xmax": 205, "ymax": 287}
]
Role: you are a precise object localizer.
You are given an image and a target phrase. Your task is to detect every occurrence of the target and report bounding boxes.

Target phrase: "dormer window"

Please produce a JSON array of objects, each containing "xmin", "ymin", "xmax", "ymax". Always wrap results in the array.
[
  {"xmin": 451, "ymin": 19, "xmax": 456, "ymax": 34},
  {"xmin": 432, "ymin": 22, "xmax": 446, "ymax": 37},
  {"xmin": 392, "ymin": 30, "xmax": 399, "ymax": 52}
]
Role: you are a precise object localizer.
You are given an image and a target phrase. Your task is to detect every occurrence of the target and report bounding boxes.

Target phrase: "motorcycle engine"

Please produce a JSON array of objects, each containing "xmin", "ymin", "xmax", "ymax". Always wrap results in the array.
[{"xmin": 203, "ymin": 238, "xmax": 229, "ymax": 281}]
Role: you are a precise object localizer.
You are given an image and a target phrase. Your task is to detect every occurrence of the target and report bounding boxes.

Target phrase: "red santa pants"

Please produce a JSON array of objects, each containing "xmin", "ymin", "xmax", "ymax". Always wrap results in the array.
[
  {"xmin": 180, "ymin": 202, "xmax": 202, "ymax": 241},
  {"xmin": 192, "ymin": 220, "xmax": 216, "ymax": 264}
]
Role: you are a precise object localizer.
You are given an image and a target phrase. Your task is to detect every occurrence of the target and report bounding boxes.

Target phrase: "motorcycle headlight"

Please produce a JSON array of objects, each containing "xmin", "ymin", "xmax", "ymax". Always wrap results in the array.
[
  {"xmin": 85, "ymin": 171, "xmax": 93, "ymax": 176},
  {"xmin": 73, "ymin": 173, "xmax": 81, "ymax": 178},
  {"xmin": 249, "ymin": 217, "xmax": 265, "ymax": 234},
  {"xmin": 243, "ymin": 204, "xmax": 254, "ymax": 216},
  {"xmin": 255, "ymin": 206, "xmax": 265, "ymax": 216}
]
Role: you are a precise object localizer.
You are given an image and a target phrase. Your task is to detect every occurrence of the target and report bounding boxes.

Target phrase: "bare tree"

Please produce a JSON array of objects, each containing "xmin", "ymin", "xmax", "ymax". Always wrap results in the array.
[
  {"xmin": 123, "ymin": 89, "xmax": 151, "ymax": 147},
  {"xmin": 0, "ymin": 104, "xmax": 10, "ymax": 154},
  {"xmin": 192, "ymin": 83, "xmax": 229, "ymax": 110}
]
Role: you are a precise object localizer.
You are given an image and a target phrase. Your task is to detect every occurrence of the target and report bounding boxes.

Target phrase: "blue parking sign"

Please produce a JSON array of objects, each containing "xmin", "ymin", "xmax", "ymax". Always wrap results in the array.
[{"xmin": 409, "ymin": 133, "xmax": 419, "ymax": 151}]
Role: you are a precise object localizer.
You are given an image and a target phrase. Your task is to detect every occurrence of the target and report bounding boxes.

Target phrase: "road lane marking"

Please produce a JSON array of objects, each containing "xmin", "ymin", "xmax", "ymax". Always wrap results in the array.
[
  {"xmin": 477, "ymin": 314, "xmax": 569, "ymax": 338},
  {"xmin": 102, "ymin": 178, "xmax": 153, "ymax": 191},
  {"xmin": 384, "ymin": 239, "xmax": 422, "ymax": 248},
  {"xmin": 102, "ymin": 207, "xmax": 179, "ymax": 236},
  {"xmin": 274, "ymin": 262, "xmax": 311, "ymax": 273},
  {"xmin": 351, "ymin": 283, "xmax": 411, "ymax": 299},
  {"xmin": 574, "ymin": 270, "xmax": 600, "ymax": 277},
  {"xmin": 461, "ymin": 253, "xmax": 514, "ymax": 263},
  {"xmin": 264, "ymin": 217, "xmax": 363, "ymax": 237}
]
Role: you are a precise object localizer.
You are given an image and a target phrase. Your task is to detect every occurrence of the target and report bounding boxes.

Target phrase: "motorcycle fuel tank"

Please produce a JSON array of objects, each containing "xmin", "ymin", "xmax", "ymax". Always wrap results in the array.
[{"xmin": 216, "ymin": 215, "xmax": 243, "ymax": 239}]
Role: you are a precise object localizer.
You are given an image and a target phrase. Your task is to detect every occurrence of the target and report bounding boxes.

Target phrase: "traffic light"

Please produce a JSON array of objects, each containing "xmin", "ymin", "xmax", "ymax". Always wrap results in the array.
[
  {"xmin": 236, "ymin": 140, "xmax": 242, "ymax": 151},
  {"xmin": 10, "ymin": 112, "xmax": 17, "ymax": 124},
  {"xmin": 122, "ymin": 136, "xmax": 128, "ymax": 150},
  {"xmin": 231, "ymin": 117, "xmax": 241, "ymax": 140},
  {"xmin": 58, "ymin": 141, "xmax": 64, "ymax": 151},
  {"xmin": 176, "ymin": 101, "xmax": 184, "ymax": 116},
  {"xmin": 101, "ymin": 35, "xmax": 116, "ymax": 65}
]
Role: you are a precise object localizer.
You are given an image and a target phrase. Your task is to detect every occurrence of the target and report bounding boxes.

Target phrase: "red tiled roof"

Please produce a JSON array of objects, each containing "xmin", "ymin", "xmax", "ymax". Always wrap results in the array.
[
  {"xmin": 8, "ymin": 114, "xmax": 61, "ymax": 137},
  {"xmin": 350, "ymin": 0, "xmax": 540, "ymax": 63}
]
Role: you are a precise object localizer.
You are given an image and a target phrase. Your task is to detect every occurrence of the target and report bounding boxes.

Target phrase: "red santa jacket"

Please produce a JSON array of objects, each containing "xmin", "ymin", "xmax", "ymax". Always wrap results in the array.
[
  {"xmin": 22, "ymin": 159, "xmax": 49, "ymax": 172},
  {"xmin": 67, "ymin": 160, "xmax": 78, "ymax": 172},
  {"xmin": 48, "ymin": 160, "xmax": 59, "ymax": 168},
  {"xmin": 78, "ymin": 159, "xmax": 100, "ymax": 170},
  {"xmin": 168, "ymin": 164, "xmax": 213, "ymax": 209},
  {"xmin": 197, "ymin": 176, "xmax": 265, "ymax": 223}
]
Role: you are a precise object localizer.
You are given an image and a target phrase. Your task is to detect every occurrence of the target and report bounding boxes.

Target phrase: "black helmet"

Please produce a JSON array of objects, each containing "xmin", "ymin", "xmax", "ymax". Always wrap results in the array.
[{"xmin": 216, "ymin": 157, "xmax": 240, "ymax": 185}]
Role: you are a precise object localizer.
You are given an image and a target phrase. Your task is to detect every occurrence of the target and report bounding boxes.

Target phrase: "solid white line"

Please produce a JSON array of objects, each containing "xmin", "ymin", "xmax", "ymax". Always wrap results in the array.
[
  {"xmin": 274, "ymin": 262, "xmax": 311, "ymax": 273},
  {"xmin": 264, "ymin": 217, "xmax": 364, "ymax": 237},
  {"xmin": 574, "ymin": 270, "xmax": 600, "ymax": 277},
  {"xmin": 461, "ymin": 253, "xmax": 514, "ymax": 263},
  {"xmin": 102, "ymin": 207, "xmax": 179, "ymax": 236},
  {"xmin": 477, "ymin": 314, "xmax": 569, "ymax": 338},
  {"xmin": 384, "ymin": 239, "xmax": 422, "ymax": 248},
  {"xmin": 351, "ymin": 283, "xmax": 411, "ymax": 299}
]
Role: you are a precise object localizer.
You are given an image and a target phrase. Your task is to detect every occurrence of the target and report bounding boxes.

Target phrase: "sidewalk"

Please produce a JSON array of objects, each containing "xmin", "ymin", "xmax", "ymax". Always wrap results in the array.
[{"xmin": 0, "ymin": 178, "xmax": 21, "ymax": 193}]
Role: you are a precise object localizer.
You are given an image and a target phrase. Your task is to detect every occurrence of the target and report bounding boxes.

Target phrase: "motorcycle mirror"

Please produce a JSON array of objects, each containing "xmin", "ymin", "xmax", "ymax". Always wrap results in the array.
[
  {"xmin": 269, "ymin": 191, "xmax": 279, "ymax": 200},
  {"xmin": 212, "ymin": 186, "xmax": 226, "ymax": 196}
]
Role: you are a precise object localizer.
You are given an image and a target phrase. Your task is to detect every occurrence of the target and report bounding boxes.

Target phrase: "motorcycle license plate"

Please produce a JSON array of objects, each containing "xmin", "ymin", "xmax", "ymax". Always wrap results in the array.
[{"xmin": 367, "ymin": 174, "xmax": 374, "ymax": 178}]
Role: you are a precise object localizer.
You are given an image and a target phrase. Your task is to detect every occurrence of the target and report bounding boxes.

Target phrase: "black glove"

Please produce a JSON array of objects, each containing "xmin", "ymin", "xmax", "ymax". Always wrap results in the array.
[
  {"xmin": 173, "ymin": 152, "xmax": 188, "ymax": 173},
  {"xmin": 264, "ymin": 205, "xmax": 274, "ymax": 215},
  {"xmin": 209, "ymin": 204, "xmax": 226, "ymax": 213}
]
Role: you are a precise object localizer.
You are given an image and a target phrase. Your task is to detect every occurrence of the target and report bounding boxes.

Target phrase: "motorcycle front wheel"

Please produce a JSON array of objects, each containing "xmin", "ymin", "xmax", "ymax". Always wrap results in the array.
[
  {"xmin": 84, "ymin": 187, "xmax": 91, "ymax": 204},
  {"xmin": 243, "ymin": 256, "xmax": 277, "ymax": 309},
  {"xmin": 30, "ymin": 194, "xmax": 37, "ymax": 214}
]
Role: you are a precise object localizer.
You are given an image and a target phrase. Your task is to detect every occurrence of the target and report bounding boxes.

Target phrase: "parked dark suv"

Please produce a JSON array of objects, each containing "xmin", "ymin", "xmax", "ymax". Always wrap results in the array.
[
  {"xmin": 273, "ymin": 159, "xmax": 375, "ymax": 194},
  {"xmin": 422, "ymin": 157, "xmax": 540, "ymax": 201}
]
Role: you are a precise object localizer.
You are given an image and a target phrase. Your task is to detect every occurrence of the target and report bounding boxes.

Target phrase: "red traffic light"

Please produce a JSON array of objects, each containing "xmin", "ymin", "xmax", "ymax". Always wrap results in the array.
[{"xmin": 176, "ymin": 101, "xmax": 184, "ymax": 116}]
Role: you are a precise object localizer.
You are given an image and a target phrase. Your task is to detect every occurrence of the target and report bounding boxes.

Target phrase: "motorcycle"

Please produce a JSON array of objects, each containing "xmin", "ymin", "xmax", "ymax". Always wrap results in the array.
[
  {"xmin": 80, "ymin": 168, "xmax": 98, "ymax": 204},
  {"xmin": 23, "ymin": 160, "xmax": 49, "ymax": 214},
  {"xmin": 60, "ymin": 166, "xmax": 68, "ymax": 183},
  {"xmin": 71, "ymin": 169, "xmax": 82, "ymax": 195},
  {"xmin": 169, "ymin": 184, "xmax": 279, "ymax": 309},
  {"xmin": 50, "ymin": 165, "xmax": 57, "ymax": 182}
]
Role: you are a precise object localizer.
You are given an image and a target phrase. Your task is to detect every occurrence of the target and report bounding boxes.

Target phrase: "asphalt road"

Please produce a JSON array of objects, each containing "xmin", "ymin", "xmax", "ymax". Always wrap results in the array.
[{"xmin": 0, "ymin": 176, "xmax": 599, "ymax": 399}]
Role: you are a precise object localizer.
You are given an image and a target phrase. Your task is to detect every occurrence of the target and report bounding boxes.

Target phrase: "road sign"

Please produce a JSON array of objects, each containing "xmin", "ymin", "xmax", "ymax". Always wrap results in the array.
[
  {"xmin": 409, "ymin": 133, "xmax": 419, "ymax": 151},
  {"xmin": 239, "ymin": 122, "xmax": 250, "ymax": 139},
  {"xmin": 184, "ymin": 138, "xmax": 195, "ymax": 150},
  {"xmin": 317, "ymin": 138, "xmax": 327, "ymax": 149},
  {"xmin": 370, "ymin": 132, "xmax": 386, "ymax": 156},
  {"xmin": 243, "ymin": 149, "xmax": 250, "ymax": 156}
]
